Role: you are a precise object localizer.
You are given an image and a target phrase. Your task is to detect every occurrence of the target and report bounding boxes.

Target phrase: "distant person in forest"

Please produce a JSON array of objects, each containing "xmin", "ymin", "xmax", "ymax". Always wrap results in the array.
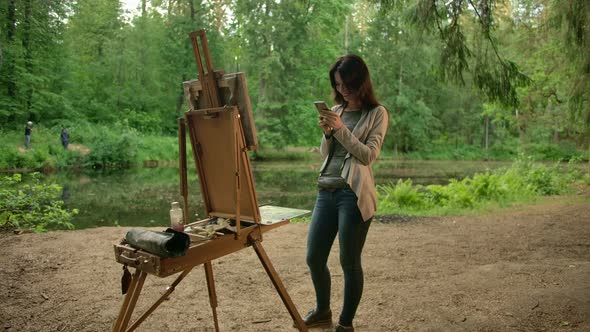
[
  {"xmin": 60, "ymin": 127, "xmax": 70, "ymax": 150},
  {"xmin": 24, "ymin": 121, "xmax": 33, "ymax": 149},
  {"xmin": 302, "ymin": 54, "xmax": 389, "ymax": 332}
]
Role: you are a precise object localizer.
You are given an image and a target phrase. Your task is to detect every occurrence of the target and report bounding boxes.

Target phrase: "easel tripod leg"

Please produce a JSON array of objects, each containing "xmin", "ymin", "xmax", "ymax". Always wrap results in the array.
[
  {"xmin": 113, "ymin": 269, "xmax": 147, "ymax": 332},
  {"xmin": 250, "ymin": 238, "xmax": 308, "ymax": 332},
  {"xmin": 204, "ymin": 261, "xmax": 220, "ymax": 332},
  {"xmin": 126, "ymin": 267, "xmax": 194, "ymax": 332}
]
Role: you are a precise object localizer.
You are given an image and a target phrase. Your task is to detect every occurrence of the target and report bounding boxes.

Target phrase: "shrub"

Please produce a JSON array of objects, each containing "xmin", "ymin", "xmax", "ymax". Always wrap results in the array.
[
  {"xmin": 377, "ymin": 179, "xmax": 423, "ymax": 210},
  {"xmin": 488, "ymin": 142, "xmax": 518, "ymax": 160},
  {"xmin": 422, "ymin": 184, "xmax": 450, "ymax": 206},
  {"xmin": 524, "ymin": 141, "xmax": 583, "ymax": 161},
  {"xmin": 512, "ymin": 155, "xmax": 574, "ymax": 195},
  {"xmin": 135, "ymin": 134, "xmax": 178, "ymax": 162},
  {"xmin": 377, "ymin": 155, "xmax": 583, "ymax": 216},
  {"xmin": 0, "ymin": 173, "xmax": 78, "ymax": 232},
  {"xmin": 445, "ymin": 179, "xmax": 475, "ymax": 208},
  {"xmin": 83, "ymin": 127, "xmax": 138, "ymax": 168}
]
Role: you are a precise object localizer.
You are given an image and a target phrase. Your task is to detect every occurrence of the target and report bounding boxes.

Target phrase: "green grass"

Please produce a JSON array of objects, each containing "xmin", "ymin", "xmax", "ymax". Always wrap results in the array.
[
  {"xmin": 135, "ymin": 135, "xmax": 180, "ymax": 164},
  {"xmin": 0, "ymin": 124, "xmax": 323, "ymax": 171},
  {"xmin": 401, "ymin": 141, "xmax": 586, "ymax": 161},
  {"xmin": 0, "ymin": 124, "xmax": 182, "ymax": 170},
  {"xmin": 376, "ymin": 155, "xmax": 585, "ymax": 217}
]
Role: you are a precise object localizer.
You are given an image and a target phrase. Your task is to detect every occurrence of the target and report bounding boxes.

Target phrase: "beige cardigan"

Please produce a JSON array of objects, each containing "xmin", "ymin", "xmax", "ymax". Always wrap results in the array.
[{"xmin": 319, "ymin": 105, "xmax": 389, "ymax": 222}]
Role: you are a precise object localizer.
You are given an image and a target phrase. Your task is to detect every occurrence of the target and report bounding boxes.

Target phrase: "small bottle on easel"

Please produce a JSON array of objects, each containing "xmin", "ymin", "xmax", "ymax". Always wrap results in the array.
[{"xmin": 169, "ymin": 202, "xmax": 184, "ymax": 232}]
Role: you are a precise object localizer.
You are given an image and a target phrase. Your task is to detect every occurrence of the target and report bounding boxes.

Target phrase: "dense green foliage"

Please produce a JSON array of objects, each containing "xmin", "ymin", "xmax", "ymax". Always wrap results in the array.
[
  {"xmin": 0, "ymin": 0, "xmax": 588, "ymax": 167},
  {"xmin": 0, "ymin": 173, "xmax": 78, "ymax": 232},
  {"xmin": 377, "ymin": 156, "xmax": 587, "ymax": 216}
]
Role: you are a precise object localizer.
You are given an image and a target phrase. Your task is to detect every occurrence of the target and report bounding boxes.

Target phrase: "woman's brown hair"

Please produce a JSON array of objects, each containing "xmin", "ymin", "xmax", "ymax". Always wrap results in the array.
[{"xmin": 329, "ymin": 54, "xmax": 380, "ymax": 111}]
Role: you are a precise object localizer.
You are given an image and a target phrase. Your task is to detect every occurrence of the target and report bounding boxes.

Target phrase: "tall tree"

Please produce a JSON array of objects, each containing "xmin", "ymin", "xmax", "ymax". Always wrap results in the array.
[
  {"xmin": 551, "ymin": 0, "xmax": 589, "ymax": 135},
  {"xmin": 0, "ymin": 0, "xmax": 70, "ymax": 126},
  {"xmin": 232, "ymin": 0, "xmax": 352, "ymax": 148},
  {"xmin": 63, "ymin": 0, "xmax": 123, "ymax": 122}
]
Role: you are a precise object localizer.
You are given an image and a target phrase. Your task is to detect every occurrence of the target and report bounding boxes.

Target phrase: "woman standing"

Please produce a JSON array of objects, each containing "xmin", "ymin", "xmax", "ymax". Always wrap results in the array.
[{"xmin": 303, "ymin": 54, "xmax": 389, "ymax": 332}]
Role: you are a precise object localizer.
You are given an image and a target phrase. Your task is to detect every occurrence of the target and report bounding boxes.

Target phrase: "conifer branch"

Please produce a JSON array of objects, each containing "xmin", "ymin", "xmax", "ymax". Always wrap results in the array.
[{"xmin": 466, "ymin": 0, "xmax": 505, "ymax": 66}]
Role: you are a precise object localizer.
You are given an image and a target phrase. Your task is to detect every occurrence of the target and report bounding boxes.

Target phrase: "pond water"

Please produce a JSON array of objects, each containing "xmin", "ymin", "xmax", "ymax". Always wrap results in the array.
[{"xmin": 46, "ymin": 159, "xmax": 513, "ymax": 229}]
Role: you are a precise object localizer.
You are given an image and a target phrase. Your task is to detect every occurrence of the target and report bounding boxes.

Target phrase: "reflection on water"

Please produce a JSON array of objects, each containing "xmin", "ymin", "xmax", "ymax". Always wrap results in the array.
[{"xmin": 46, "ymin": 159, "xmax": 512, "ymax": 229}]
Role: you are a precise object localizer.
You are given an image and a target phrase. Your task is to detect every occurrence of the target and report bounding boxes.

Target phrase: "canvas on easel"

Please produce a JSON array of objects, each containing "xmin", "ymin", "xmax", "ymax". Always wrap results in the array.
[
  {"xmin": 184, "ymin": 105, "xmax": 260, "ymax": 235},
  {"xmin": 183, "ymin": 72, "xmax": 258, "ymax": 150}
]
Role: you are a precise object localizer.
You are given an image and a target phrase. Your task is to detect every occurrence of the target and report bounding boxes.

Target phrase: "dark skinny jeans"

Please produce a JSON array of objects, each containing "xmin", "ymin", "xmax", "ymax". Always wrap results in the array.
[{"xmin": 306, "ymin": 188, "xmax": 372, "ymax": 326}]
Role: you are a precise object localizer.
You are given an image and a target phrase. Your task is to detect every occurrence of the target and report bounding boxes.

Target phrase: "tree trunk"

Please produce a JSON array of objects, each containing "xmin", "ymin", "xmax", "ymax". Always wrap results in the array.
[
  {"xmin": 398, "ymin": 64, "xmax": 403, "ymax": 96},
  {"xmin": 5, "ymin": 0, "xmax": 17, "ymax": 98},
  {"xmin": 6, "ymin": 0, "xmax": 16, "ymax": 40},
  {"xmin": 140, "ymin": 0, "xmax": 147, "ymax": 96},
  {"xmin": 23, "ymin": 0, "xmax": 33, "ymax": 115},
  {"xmin": 344, "ymin": 15, "xmax": 349, "ymax": 52},
  {"xmin": 210, "ymin": 0, "xmax": 225, "ymax": 32},
  {"xmin": 190, "ymin": 0, "xmax": 195, "ymax": 20},
  {"xmin": 176, "ymin": 75, "xmax": 187, "ymax": 117},
  {"xmin": 484, "ymin": 115, "xmax": 489, "ymax": 152},
  {"xmin": 515, "ymin": 108, "xmax": 527, "ymax": 143}
]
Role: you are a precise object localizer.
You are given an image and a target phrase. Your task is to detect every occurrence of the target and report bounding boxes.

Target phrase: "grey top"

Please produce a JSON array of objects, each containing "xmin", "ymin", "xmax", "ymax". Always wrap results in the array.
[{"xmin": 318, "ymin": 110, "xmax": 362, "ymax": 189}]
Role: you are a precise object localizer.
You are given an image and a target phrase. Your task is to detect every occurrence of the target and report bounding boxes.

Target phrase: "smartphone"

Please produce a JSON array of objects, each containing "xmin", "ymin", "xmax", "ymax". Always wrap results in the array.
[{"xmin": 313, "ymin": 101, "xmax": 330, "ymax": 113}]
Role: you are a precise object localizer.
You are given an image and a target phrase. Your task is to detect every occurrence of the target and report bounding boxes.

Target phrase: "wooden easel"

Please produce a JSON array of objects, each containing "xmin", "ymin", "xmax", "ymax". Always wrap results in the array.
[{"xmin": 112, "ymin": 30, "xmax": 308, "ymax": 332}]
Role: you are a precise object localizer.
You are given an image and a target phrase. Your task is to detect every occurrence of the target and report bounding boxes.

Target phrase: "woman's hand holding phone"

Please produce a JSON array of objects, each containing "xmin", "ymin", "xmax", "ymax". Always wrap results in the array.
[
  {"xmin": 314, "ymin": 101, "xmax": 330, "ymax": 113},
  {"xmin": 314, "ymin": 101, "xmax": 343, "ymax": 133},
  {"xmin": 314, "ymin": 101, "xmax": 333, "ymax": 134}
]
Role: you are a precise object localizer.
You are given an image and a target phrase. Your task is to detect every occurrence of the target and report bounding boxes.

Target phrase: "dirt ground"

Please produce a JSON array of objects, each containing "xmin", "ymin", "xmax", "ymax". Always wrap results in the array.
[{"xmin": 1, "ymin": 189, "xmax": 589, "ymax": 332}]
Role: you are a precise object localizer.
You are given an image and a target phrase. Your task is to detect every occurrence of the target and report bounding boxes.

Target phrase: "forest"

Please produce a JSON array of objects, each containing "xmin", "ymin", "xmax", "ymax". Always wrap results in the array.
[{"xmin": 1, "ymin": 0, "xmax": 589, "ymax": 168}]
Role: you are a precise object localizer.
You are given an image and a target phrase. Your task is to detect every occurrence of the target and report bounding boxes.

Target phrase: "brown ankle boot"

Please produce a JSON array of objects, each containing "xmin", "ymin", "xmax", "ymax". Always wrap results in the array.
[
  {"xmin": 335, "ymin": 323, "xmax": 354, "ymax": 331},
  {"xmin": 298, "ymin": 309, "xmax": 332, "ymax": 328}
]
